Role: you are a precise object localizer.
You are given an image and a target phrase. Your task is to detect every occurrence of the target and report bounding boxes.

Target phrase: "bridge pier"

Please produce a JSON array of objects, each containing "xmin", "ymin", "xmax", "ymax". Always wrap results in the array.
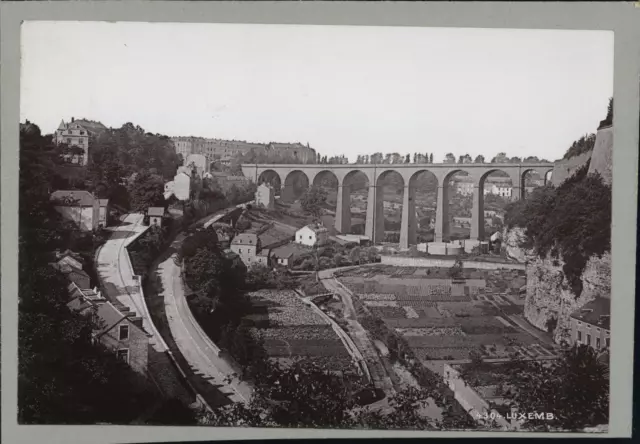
[
  {"xmin": 335, "ymin": 184, "xmax": 351, "ymax": 234},
  {"xmin": 281, "ymin": 184, "xmax": 295, "ymax": 203},
  {"xmin": 470, "ymin": 185, "xmax": 485, "ymax": 241},
  {"xmin": 434, "ymin": 185, "xmax": 449, "ymax": 242},
  {"xmin": 399, "ymin": 185, "xmax": 417, "ymax": 249},
  {"xmin": 364, "ymin": 185, "xmax": 385, "ymax": 243}
]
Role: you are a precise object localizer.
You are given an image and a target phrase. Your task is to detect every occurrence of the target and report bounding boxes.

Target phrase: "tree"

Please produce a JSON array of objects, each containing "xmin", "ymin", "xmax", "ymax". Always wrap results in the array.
[
  {"xmin": 444, "ymin": 153, "xmax": 456, "ymax": 164},
  {"xmin": 127, "ymin": 170, "xmax": 166, "ymax": 212},
  {"xmin": 301, "ymin": 186, "xmax": 328, "ymax": 220},
  {"xmin": 504, "ymin": 344, "xmax": 609, "ymax": 431},
  {"xmin": 429, "ymin": 153, "xmax": 433, "ymax": 163},
  {"xmin": 491, "ymin": 152, "xmax": 509, "ymax": 163},
  {"xmin": 19, "ymin": 122, "xmax": 190, "ymax": 425},
  {"xmin": 474, "ymin": 155, "xmax": 485, "ymax": 163},
  {"xmin": 447, "ymin": 258, "xmax": 463, "ymax": 279},
  {"xmin": 523, "ymin": 156, "xmax": 540, "ymax": 163},
  {"xmin": 404, "ymin": 154, "xmax": 411, "ymax": 164}
]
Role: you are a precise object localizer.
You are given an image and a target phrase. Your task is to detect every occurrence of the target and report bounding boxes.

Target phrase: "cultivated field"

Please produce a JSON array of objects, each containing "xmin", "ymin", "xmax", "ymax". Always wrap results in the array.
[
  {"xmin": 336, "ymin": 265, "xmax": 555, "ymax": 363},
  {"xmin": 244, "ymin": 290, "xmax": 355, "ymax": 372}
]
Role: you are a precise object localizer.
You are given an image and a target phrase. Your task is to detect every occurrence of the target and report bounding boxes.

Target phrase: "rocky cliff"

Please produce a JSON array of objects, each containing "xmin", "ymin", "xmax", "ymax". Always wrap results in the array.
[
  {"xmin": 523, "ymin": 252, "xmax": 611, "ymax": 343},
  {"xmin": 508, "ymin": 121, "xmax": 612, "ymax": 344}
]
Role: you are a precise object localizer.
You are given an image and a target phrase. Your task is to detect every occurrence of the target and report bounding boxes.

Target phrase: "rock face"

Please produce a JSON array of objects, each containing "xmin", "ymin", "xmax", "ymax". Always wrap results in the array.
[
  {"xmin": 550, "ymin": 150, "xmax": 592, "ymax": 187},
  {"xmin": 501, "ymin": 227, "xmax": 530, "ymax": 263},
  {"xmin": 524, "ymin": 252, "xmax": 611, "ymax": 344},
  {"xmin": 588, "ymin": 125, "xmax": 613, "ymax": 186}
]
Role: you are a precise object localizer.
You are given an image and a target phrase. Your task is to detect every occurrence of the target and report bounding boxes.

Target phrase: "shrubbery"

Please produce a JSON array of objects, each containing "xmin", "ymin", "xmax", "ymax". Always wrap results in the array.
[{"xmin": 504, "ymin": 163, "xmax": 611, "ymax": 297}]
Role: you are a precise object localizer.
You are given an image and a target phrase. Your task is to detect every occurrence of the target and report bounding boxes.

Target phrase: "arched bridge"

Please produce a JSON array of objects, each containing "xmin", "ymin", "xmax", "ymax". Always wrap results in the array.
[{"xmin": 240, "ymin": 163, "xmax": 554, "ymax": 248}]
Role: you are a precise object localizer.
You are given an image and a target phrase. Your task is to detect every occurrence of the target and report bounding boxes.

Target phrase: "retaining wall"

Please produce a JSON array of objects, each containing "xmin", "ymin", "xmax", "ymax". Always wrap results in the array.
[{"xmin": 380, "ymin": 255, "xmax": 526, "ymax": 271}]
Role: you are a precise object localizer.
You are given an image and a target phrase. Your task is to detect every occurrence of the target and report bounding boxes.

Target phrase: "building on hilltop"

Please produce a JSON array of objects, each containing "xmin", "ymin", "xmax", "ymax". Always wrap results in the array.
[
  {"xmin": 255, "ymin": 183, "xmax": 275, "ymax": 210},
  {"xmin": 295, "ymin": 224, "xmax": 329, "ymax": 247},
  {"xmin": 50, "ymin": 190, "xmax": 109, "ymax": 231},
  {"xmin": 55, "ymin": 117, "xmax": 108, "ymax": 166},
  {"xmin": 569, "ymin": 297, "xmax": 610, "ymax": 352},
  {"xmin": 66, "ymin": 282, "xmax": 149, "ymax": 374},
  {"xmin": 266, "ymin": 142, "xmax": 316, "ymax": 164}
]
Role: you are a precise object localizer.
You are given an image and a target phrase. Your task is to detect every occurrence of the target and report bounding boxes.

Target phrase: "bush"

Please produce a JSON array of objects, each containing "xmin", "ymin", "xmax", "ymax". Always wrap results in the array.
[{"xmin": 504, "ymin": 164, "xmax": 611, "ymax": 297}]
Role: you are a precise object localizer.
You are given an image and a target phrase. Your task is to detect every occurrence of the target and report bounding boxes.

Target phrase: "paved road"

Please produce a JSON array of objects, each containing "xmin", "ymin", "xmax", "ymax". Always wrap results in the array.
[
  {"xmin": 157, "ymin": 232, "xmax": 252, "ymax": 404},
  {"xmin": 96, "ymin": 213, "xmax": 167, "ymax": 353}
]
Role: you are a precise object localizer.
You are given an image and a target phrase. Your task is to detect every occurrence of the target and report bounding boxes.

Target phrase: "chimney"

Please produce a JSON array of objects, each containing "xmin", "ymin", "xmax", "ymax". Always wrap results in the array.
[
  {"xmin": 130, "ymin": 317, "xmax": 143, "ymax": 328},
  {"xmin": 71, "ymin": 117, "xmax": 75, "ymax": 122}
]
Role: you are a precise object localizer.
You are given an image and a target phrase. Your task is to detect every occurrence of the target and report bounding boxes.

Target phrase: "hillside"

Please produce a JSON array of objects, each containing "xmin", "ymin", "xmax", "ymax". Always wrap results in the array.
[{"xmin": 503, "ymin": 117, "xmax": 612, "ymax": 344}]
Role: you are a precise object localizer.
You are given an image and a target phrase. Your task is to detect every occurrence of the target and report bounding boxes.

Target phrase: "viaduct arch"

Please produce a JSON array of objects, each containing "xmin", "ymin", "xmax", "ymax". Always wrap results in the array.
[{"xmin": 242, "ymin": 162, "xmax": 554, "ymax": 248}]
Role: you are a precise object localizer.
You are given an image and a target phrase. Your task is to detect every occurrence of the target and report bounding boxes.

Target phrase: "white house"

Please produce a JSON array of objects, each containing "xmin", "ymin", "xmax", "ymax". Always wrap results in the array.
[
  {"xmin": 173, "ymin": 171, "xmax": 192, "ymax": 201},
  {"xmin": 255, "ymin": 183, "xmax": 275, "ymax": 210},
  {"xmin": 295, "ymin": 224, "xmax": 329, "ymax": 247},
  {"xmin": 50, "ymin": 190, "xmax": 108, "ymax": 231}
]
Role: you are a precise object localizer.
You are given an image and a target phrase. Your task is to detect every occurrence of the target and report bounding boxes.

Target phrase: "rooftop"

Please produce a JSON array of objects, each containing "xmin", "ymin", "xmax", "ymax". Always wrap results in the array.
[
  {"xmin": 231, "ymin": 232, "xmax": 258, "ymax": 245},
  {"xmin": 50, "ymin": 190, "xmax": 97, "ymax": 207},
  {"xmin": 570, "ymin": 297, "xmax": 610, "ymax": 330},
  {"xmin": 270, "ymin": 242, "xmax": 309, "ymax": 259},
  {"xmin": 300, "ymin": 224, "xmax": 329, "ymax": 234},
  {"xmin": 147, "ymin": 207, "xmax": 165, "ymax": 217}
]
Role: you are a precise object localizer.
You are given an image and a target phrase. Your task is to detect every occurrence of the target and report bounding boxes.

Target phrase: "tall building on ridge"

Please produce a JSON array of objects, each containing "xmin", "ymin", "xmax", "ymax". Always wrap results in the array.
[{"xmin": 55, "ymin": 117, "xmax": 107, "ymax": 166}]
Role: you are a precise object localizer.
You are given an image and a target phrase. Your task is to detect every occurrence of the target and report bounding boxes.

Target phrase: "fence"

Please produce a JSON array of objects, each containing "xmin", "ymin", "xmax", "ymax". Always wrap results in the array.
[{"xmin": 380, "ymin": 255, "xmax": 526, "ymax": 271}]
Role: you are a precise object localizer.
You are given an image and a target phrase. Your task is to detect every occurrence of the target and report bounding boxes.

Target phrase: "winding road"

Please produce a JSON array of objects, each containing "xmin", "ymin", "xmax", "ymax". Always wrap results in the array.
[
  {"xmin": 96, "ymin": 213, "xmax": 167, "ymax": 352},
  {"xmin": 156, "ymin": 232, "xmax": 252, "ymax": 404}
]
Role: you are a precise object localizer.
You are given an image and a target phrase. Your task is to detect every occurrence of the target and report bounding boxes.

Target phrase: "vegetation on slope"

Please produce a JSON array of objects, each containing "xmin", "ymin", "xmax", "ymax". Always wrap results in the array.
[
  {"xmin": 504, "ymin": 100, "xmax": 612, "ymax": 297},
  {"xmin": 18, "ymin": 123, "xmax": 194, "ymax": 424}
]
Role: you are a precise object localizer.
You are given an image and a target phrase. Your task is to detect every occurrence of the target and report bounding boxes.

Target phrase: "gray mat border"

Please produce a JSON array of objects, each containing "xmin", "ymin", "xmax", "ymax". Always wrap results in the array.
[{"xmin": 2, "ymin": 1, "xmax": 639, "ymax": 442}]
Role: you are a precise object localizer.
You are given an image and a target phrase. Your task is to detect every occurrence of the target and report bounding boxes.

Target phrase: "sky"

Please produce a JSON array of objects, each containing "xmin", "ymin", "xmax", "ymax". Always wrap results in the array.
[{"xmin": 20, "ymin": 21, "xmax": 613, "ymax": 162}]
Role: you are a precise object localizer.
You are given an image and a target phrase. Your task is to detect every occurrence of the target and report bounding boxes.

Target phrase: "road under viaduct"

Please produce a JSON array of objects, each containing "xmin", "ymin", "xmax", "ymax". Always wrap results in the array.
[{"xmin": 240, "ymin": 163, "xmax": 554, "ymax": 249}]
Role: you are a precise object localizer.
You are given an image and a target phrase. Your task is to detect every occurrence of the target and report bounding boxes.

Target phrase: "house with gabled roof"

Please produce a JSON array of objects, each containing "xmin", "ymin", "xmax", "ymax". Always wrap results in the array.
[
  {"xmin": 295, "ymin": 223, "xmax": 329, "ymax": 247},
  {"xmin": 50, "ymin": 190, "xmax": 108, "ymax": 231},
  {"xmin": 569, "ymin": 297, "xmax": 610, "ymax": 352},
  {"xmin": 67, "ymin": 282, "xmax": 149, "ymax": 374},
  {"xmin": 55, "ymin": 117, "xmax": 108, "ymax": 165}
]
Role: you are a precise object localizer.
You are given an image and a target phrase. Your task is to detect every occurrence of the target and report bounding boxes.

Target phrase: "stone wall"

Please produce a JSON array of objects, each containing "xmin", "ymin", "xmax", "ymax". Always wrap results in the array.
[
  {"xmin": 550, "ymin": 150, "xmax": 592, "ymax": 187},
  {"xmin": 523, "ymin": 252, "xmax": 611, "ymax": 344},
  {"xmin": 588, "ymin": 125, "xmax": 613, "ymax": 186},
  {"xmin": 380, "ymin": 255, "xmax": 525, "ymax": 271}
]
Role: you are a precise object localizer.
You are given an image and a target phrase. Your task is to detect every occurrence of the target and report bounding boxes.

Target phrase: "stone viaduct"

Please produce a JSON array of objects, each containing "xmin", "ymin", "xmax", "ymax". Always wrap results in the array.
[{"xmin": 240, "ymin": 163, "xmax": 554, "ymax": 249}]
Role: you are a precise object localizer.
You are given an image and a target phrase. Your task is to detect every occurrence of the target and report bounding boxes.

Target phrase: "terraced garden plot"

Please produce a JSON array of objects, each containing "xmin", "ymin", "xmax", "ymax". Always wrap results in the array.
[
  {"xmin": 266, "ymin": 343, "xmax": 351, "ymax": 358},
  {"xmin": 415, "ymin": 347, "xmax": 472, "ymax": 360},
  {"xmin": 368, "ymin": 306, "xmax": 407, "ymax": 319},
  {"xmin": 415, "ymin": 306, "xmax": 443, "ymax": 318},
  {"xmin": 363, "ymin": 300, "xmax": 399, "ymax": 307},
  {"xmin": 357, "ymin": 293, "xmax": 397, "ymax": 301},
  {"xmin": 436, "ymin": 302, "xmax": 489, "ymax": 317},
  {"xmin": 390, "ymin": 267, "xmax": 417, "ymax": 277},
  {"xmin": 397, "ymin": 326, "xmax": 465, "ymax": 337},
  {"xmin": 255, "ymin": 325, "xmax": 337, "ymax": 341},
  {"xmin": 384, "ymin": 317, "xmax": 460, "ymax": 328},
  {"xmin": 248, "ymin": 290, "xmax": 328, "ymax": 326}
]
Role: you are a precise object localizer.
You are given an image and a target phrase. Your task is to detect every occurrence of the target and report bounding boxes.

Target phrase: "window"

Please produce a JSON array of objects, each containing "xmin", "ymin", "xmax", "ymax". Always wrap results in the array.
[
  {"xmin": 67, "ymin": 138, "xmax": 72, "ymax": 143},
  {"xmin": 577, "ymin": 330, "xmax": 582, "ymax": 342},
  {"xmin": 605, "ymin": 337, "xmax": 610, "ymax": 348},
  {"xmin": 596, "ymin": 337, "xmax": 601, "ymax": 349},
  {"xmin": 239, "ymin": 248, "xmax": 242, "ymax": 253},
  {"xmin": 116, "ymin": 349, "xmax": 129, "ymax": 363},
  {"xmin": 309, "ymin": 236, "xmax": 312, "ymax": 240},
  {"xmin": 80, "ymin": 131, "xmax": 85, "ymax": 135},
  {"xmin": 586, "ymin": 333, "xmax": 591, "ymax": 346},
  {"xmin": 119, "ymin": 324, "xmax": 129, "ymax": 340}
]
